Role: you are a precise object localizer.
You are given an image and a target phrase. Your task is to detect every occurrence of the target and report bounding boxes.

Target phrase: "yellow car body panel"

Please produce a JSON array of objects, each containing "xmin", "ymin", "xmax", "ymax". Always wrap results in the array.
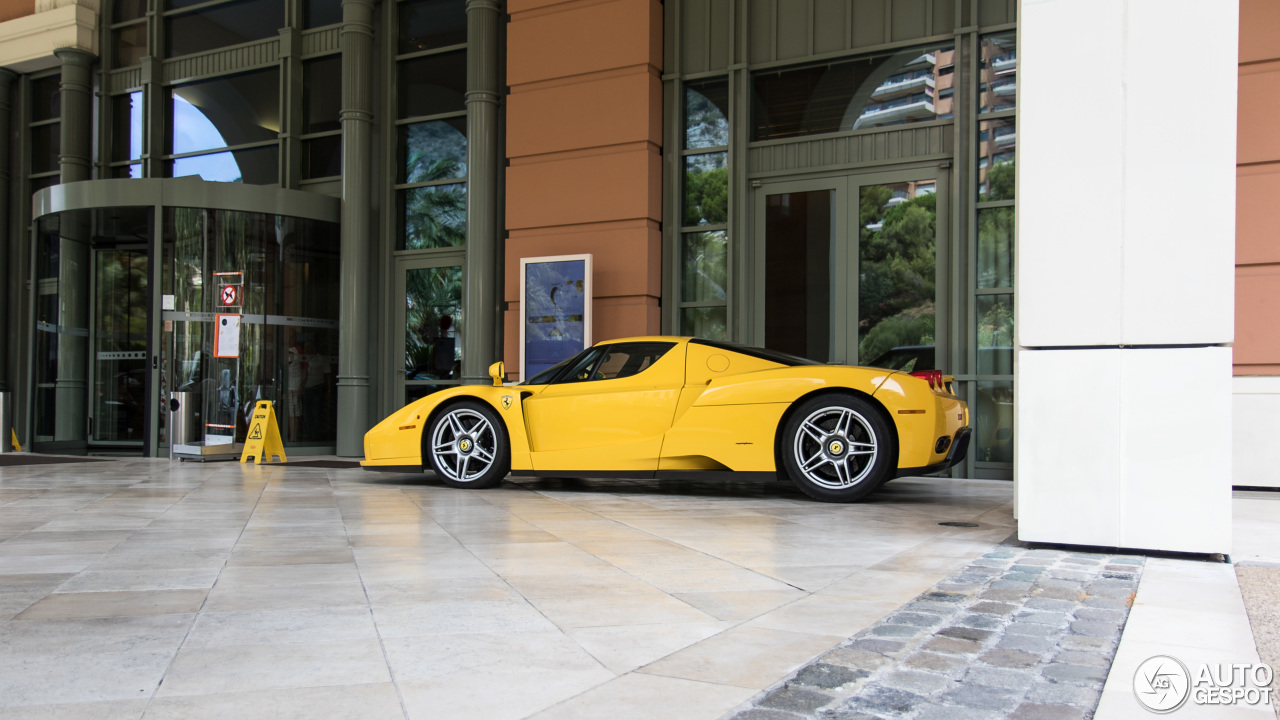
[
  {"xmin": 361, "ymin": 336, "xmax": 970, "ymax": 485},
  {"xmin": 869, "ymin": 373, "xmax": 968, "ymax": 469},
  {"xmin": 361, "ymin": 385, "xmax": 535, "ymax": 470},
  {"xmin": 522, "ymin": 343, "xmax": 685, "ymax": 471},
  {"xmin": 659, "ymin": 402, "xmax": 788, "ymax": 471}
]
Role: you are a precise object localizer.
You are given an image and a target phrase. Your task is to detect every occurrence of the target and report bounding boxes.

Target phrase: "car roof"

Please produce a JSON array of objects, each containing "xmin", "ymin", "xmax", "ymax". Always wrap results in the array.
[{"xmin": 590, "ymin": 336, "xmax": 692, "ymax": 346}]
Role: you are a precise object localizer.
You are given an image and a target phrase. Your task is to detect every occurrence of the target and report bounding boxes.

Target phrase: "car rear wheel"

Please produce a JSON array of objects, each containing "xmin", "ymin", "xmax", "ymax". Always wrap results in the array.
[
  {"xmin": 780, "ymin": 394, "xmax": 892, "ymax": 502},
  {"xmin": 426, "ymin": 401, "xmax": 510, "ymax": 489}
]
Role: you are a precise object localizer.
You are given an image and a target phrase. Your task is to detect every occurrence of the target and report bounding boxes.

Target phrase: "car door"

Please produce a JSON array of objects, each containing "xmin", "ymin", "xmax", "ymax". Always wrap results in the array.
[{"xmin": 523, "ymin": 341, "xmax": 685, "ymax": 472}]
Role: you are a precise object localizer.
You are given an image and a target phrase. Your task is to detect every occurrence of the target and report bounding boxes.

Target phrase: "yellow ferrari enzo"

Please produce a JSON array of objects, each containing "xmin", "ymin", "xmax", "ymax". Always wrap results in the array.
[{"xmin": 361, "ymin": 337, "xmax": 970, "ymax": 502}]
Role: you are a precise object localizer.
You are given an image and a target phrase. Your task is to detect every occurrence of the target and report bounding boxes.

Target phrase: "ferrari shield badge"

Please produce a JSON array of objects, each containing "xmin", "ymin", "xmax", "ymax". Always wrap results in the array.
[{"xmin": 501, "ymin": 395, "xmax": 513, "ymax": 410}]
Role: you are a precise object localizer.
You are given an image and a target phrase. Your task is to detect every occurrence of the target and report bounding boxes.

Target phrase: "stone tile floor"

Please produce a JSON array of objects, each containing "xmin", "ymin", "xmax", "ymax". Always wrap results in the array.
[
  {"xmin": 0, "ymin": 457, "xmax": 1015, "ymax": 719},
  {"xmin": 726, "ymin": 544, "xmax": 1144, "ymax": 720}
]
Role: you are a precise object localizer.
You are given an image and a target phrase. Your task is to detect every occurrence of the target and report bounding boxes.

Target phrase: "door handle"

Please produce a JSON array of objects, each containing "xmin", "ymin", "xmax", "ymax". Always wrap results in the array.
[{"xmin": 152, "ymin": 355, "xmax": 158, "ymax": 370}]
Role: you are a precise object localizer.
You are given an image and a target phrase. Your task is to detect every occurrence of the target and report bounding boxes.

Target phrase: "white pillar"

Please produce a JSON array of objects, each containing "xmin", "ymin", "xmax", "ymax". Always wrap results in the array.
[{"xmin": 1016, "ymin": 0, "xmax": 1237, "ymax": 554}]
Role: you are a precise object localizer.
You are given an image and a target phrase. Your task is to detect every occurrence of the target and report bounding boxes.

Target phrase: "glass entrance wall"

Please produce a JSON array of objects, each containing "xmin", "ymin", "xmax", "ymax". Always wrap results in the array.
[
  {"xmin": 401, "ymin": 262, "xmax": 463, "ymax": 405},
  {"xmin": 33, "ymin": 213, "xmax": 90, "ymax": 449},
  {"xmin": 763, "ymin": 190, "xmax": 832, "ymax": 362},
  {"xmin": 33, "ymin": 208, "xmax": 154, "ymax": 451},
  {"xmin": 92, "ymin": 246, "xmax": 149, "ymax": 443},
  {"xmin": 665, "ymin": 1, "xmax": 1018, "ymax": 479},
  {"xmin": 857, "ymin": 182, "xmax": 938, "ymax": 367},
  {"xmin": 164, "ymin": 207, "xmax": 340, "ymax": 449}
]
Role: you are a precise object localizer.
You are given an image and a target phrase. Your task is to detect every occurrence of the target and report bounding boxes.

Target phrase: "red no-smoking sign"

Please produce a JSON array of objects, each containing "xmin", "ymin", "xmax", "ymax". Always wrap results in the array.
[{"xmin": 219, "ymin": 284, "xmax": 240, "ymax": 307}]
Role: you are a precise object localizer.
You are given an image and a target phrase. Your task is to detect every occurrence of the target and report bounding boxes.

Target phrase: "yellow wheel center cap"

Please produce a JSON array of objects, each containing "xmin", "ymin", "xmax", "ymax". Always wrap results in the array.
[
  {"xmin": 459, "ymin": 439, "xmax": 472, "ymax": 452},
  {"xmin": 829, "ymin": 440, "xmax": 844, "ymax": 455}
]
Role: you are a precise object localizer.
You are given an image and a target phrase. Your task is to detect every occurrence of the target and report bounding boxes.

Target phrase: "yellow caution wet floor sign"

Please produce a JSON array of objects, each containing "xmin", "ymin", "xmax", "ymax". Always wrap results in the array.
[{"xmin": 241, "ymin": 400, "xmax": 287, "ymax": 464}]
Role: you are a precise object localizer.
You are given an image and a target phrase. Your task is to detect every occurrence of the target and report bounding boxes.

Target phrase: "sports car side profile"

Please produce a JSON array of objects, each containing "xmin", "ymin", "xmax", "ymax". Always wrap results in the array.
[{"xmin": 361, "ymin": 337, "xmax": 970, "ymax": 502}]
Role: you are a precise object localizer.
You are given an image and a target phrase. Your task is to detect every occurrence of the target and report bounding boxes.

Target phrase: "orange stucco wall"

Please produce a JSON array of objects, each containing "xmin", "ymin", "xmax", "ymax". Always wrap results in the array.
[
  {"xmin": 505, "ymin": 0, "xmax": 663, "ymax": 380},
  {"xmin": 0, "ymin": 0, "xmax": 33, "ymax": 23},
  {"xmin": 1237, "ymin": 0, "xmax": 1280, "ymax": 375}
]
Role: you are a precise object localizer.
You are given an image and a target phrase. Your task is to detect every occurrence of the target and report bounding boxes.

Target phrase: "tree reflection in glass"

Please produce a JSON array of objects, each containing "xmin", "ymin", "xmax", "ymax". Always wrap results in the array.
[
  {"xmin": 405, "ymin": 265, "xmax": 463, "ymax": 380},
  {"xmin": 681, "ymin": 230, "xmax": 727, "ymax": 303},
  {"xmin": 401, "ymin": 119, "xmax": 467, "ymax": 249},
  {"xmin": 683, "ymin": 152, "xmax": 727, "ymax": 227},
  {"xmin": 857, "ymin": 183, "xmax": 937, "ymax": 364},
  {"xmin": 685, "ymin": 79, "xmax": 729, "ymax": 149}
]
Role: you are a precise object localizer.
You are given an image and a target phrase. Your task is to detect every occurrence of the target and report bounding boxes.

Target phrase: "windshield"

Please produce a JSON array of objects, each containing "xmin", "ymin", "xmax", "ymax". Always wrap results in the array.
[{"xmin": 521, "ymin": 348, "xmax": 589, "ymax": 385}]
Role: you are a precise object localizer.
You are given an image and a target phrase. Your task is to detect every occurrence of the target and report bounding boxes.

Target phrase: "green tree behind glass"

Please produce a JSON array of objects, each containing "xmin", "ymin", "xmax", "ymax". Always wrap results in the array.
[
  {"xmin": 405, "ymin": 266, "xmax": 462, "ymax": 374},
  {"xmin": 858, "ymin": 188, "xmax": 937, "ymax": 363},
  {"xmin": 684, "ymin": 156, "xmax": 728, "ymax": 226},
  {"xmin": 404, "ymin": 158, "xmax": 466, "ymax": 249}
]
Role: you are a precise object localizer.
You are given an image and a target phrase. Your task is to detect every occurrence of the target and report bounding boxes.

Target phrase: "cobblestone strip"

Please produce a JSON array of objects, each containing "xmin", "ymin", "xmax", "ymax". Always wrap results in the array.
[{"xmin": 727, "ymin": 544, "xmax": 1145, "ymax": 720}]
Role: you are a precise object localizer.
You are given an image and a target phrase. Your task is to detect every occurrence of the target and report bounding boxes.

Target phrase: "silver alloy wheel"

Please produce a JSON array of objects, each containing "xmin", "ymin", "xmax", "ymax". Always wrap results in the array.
[
  {"xmin": 430, "ymin": 408, "xmax": 499, "ymax": 483},
  {"xmin": 792, "ymin": 405, "xmax": 878, "ymax": 489}
]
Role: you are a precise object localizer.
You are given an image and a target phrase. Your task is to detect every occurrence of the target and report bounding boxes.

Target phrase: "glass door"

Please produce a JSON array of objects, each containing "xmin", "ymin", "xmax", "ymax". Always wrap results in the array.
[
  {"xmin": 395, "ymin": 255, "xmax": 464, "ymax": 406},
  {"xmin": 89, "ymin": 245, "xmax": 150, "ymax": 449},
  {"xmin": 752, "ymin": 169, "xmax": 948, "ymax": 368},
  {"xmin": 855, "ymin": 177, "xmax": 943, "ymax": 369},
  {"xmin": 752, "ymin": 177, "xmax": 850, "ymax": 363}
]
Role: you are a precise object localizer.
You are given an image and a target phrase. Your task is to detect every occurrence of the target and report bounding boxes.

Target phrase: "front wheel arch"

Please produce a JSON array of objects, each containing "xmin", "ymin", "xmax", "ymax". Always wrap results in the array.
[
  {"xmin": 421, "ymin": 397, "xmax": 512, "ymax": 487},
  {"xmin": 773, "ymin": 389, "xmax": 899, "ymax": 488}
]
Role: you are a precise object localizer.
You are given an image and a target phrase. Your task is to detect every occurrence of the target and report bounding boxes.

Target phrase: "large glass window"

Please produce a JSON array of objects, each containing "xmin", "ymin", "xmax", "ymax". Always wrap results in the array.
[
  {"xmin": 172, "ymin": 146, "xmax": 279, "ymax": 184},
  {"xmin": 168, "ymin": 69, "xmax": 280, "ymax": 184},
  {"xmin": 978, "ymin": 119, "xmax": 1015, "ymax": 201},
  {"xmin": 164, "ymin": 208, "xmax": 340, "ymax": 447},
  {"xmin": 114, "ymin": 0, "xmax": 147, "ymax": 22},
  {"xmin": 858, "ymin": 182, "xmax": 937, "ymax": 365},
  {"xmin": 30, "ymin": 124, "xmax": 60, "ymax": 175},
  {"xmin": 980, "ymin": 33, "xmax": 1017, "ymax": 115},
  {"xmin": 28, "ymin": 73, "xmax": 60, "ymax": 195},
  {"xmin": 396, "ymin": 0, "xmax": 468, "ymax": 251},
  {"xmin": 110, "ymin": 91, "xmax": 144, "ymax": 179},
  {"xmin": 972, "ymin": 32, "xmax": 1017, "ymax": 471},
  {"xmin": 302, "ymin": 56, "xmax": 342, "ymax": 180},
  {"xmin": 404, "ymin": 264, "xmax": 463, "ymax": 403},
  {"xmin": 112, "ymin": 23, "xmax": 148, "ymax": 67},
  {"xmin": 30, "ymin": 76, "xmax": 60, "ymax": 122},
  {"xmin": 165, "ymin": 0, "xmax": 285, "ymax": 58},
  {"xmin": 303, "ymin": 0, "xmax": 342, "ymax": 28},
  {"xmin": 397, "ymin": 51, "xmax": 467, "ymax": 119},
  {"xmin": 679, "ymin": 77, "xmax": 729, "ymax": 340},
  {"xmin": 763, "ymin": 189, "xmax": 832, "ymax": 362},
  {"xmin": 752, "ymin": 43, "xmax": 954, "ymax": 141},
  {"xmin": 399, "ymin": 0, "xmax": 468, "ymax": 54},
  {"xmin": 400, "ymin": 118, "xmax": 466, "ymax": 183}
]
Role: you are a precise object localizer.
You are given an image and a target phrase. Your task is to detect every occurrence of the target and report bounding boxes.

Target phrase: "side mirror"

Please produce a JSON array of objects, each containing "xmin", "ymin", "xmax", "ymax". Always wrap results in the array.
[{"xmin": 488, "ymin": 361, "xmax": 505, "ymax": 387}]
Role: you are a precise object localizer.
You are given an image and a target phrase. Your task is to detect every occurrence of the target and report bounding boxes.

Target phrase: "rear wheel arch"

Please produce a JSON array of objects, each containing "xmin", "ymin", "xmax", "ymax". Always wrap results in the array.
[{"xmin": 773, "ymin": 388, "xmax": 899, "ymax": 479}]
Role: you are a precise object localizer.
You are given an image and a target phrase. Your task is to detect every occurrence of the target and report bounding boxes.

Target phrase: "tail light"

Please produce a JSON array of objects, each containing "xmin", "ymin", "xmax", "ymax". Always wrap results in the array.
[{"xmin": 910, "ymin": 369, "xmax": 944, "ymax": 391}]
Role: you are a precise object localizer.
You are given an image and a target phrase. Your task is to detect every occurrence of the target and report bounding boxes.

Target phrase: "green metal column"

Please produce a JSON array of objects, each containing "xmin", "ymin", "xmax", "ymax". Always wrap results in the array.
[
  {"xmin": 56, "ymin": 49, "xmax": 94, "ymax": 184},
  {"xmin": 0, "ymin": 69, "xmax": 13, "ymax": 392},
  {"xmin": 54, "ymin": 49, "xmax": 95, "ymax": 446},
  {"xmin": 462, "ymin": 0, "xmax": 500, "ymax": 384},
  {"xmin": 335, "ymin": 0, "xmax": 375, "ymax": 456}
]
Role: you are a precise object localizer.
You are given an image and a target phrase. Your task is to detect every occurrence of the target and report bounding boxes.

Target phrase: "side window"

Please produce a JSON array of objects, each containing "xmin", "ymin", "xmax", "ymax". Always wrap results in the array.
[
  {"xmin": 593, "ymin": 342, "xmax": 676, "ymax": 381},
  {"xmin": 557, "ymin": 346, "xmax": 608, "ymax": 383},
  {"xmin": 553, "ymin": 342, "xmax": 677, "ymax": 384}
]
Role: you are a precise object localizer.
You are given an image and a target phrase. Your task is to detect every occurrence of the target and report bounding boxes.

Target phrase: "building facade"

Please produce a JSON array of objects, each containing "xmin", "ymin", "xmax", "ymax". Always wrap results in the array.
[{"xmin": 0, "ymin": 0, "xmax": 1267, "ymax": 551}]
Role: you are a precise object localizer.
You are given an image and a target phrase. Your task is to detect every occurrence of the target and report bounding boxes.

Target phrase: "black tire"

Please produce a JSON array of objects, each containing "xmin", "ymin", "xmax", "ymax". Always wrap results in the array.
[
  {"xmin": 779, "ymin": 394, "xmax": 893, "ymax": 503},
  {"xmin": 424, "ymin": 400, "xmax": 510, "ymax": 489}
]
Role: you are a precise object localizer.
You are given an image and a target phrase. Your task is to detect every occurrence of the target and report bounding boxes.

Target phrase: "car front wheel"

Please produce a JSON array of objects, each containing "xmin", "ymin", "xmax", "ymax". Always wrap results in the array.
[
  {"xmin": 780, "ymin": 394, "xmax": 892, "ymax": 502},
  {"xmin": 426, "ymin": 401, "xmax": 510, "ymax": 489}
]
